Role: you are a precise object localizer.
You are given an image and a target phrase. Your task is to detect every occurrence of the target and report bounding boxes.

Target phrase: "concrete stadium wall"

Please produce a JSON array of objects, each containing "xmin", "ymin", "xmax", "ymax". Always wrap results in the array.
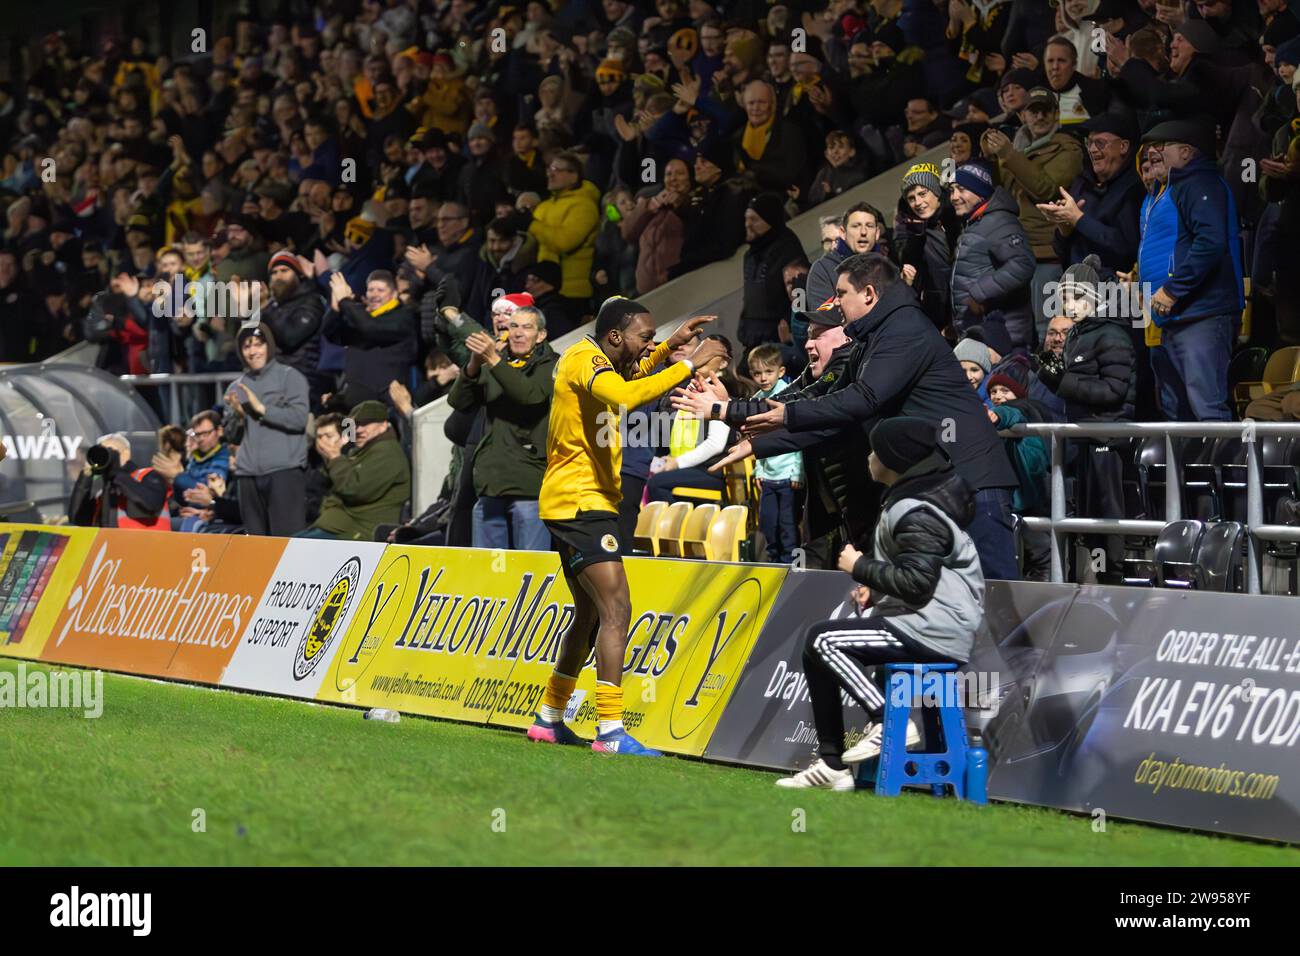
[{"xmin": 411, "ymin": 145, "xmax": 948, "ymax": 511}]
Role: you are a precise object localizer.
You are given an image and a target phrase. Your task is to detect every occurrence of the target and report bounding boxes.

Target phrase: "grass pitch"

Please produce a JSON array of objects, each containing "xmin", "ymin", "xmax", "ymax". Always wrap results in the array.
[{"xmin": 0, "ymin": 659, "xmax": 1295, "ymax": 866}]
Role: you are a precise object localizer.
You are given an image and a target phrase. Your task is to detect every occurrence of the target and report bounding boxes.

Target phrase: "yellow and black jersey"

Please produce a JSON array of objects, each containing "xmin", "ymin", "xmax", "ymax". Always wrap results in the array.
[{"xmin": 539, "ymin": 336, "xmax": 692, "ymax": 520}]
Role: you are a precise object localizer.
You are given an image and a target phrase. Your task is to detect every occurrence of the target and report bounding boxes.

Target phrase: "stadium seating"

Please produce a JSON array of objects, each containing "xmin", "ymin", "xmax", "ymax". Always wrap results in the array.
[
  {"xmin": 1220, "ymin": 435, "xmax": 1298, "ymax": 523},
  {"xmin": 633, "ymin": 500, "xmax": 752, "ymax": 561},
  {"xmin": 1194, "ymin": 521, "xmax": 1245, "ymax": 592},
  {"xmin": 654, "ymin": 501, "xmax": 692, "ymax": 557},
  {"xmin": 632, "ymin": 501, "xmax": 666, "ymax": 556},
  {"xmin": 706, "ymin": 506, "xmax": 749, "ymax": 562},
  {"xmin": 1233, "ymin": 346, "xmax": 1300, "ymax": 408},
  {"xmin": 680, "ymin": 503, "xmax": 720, "ymax": 558},
  {"xmin": 1229, "ymin": 347, "xmax": 1269, "ymax": 416},
  {"xmin": 1135, "ymin": 435, "xmax": 1168, "ymax": 521},
  {"xmin": 1153, "ymin": 519, "xmax": 1204, "ymax": 589}
]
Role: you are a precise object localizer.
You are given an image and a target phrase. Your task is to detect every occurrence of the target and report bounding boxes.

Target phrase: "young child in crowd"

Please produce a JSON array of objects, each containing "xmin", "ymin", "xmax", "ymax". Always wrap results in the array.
[{"xmin": 747, "ymin": 344, "xmax": 803, "ymax": 563}]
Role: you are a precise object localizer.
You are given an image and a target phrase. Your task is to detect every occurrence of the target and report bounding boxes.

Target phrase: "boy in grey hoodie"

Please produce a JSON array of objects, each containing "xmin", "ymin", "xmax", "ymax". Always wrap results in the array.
[
  {"xmin": 222, "ymin": 323, "xmax": 310, "ymax": 535},
  {"xmin": 776, "ymin": 416, "xmax": 985, "ymax": 791}
]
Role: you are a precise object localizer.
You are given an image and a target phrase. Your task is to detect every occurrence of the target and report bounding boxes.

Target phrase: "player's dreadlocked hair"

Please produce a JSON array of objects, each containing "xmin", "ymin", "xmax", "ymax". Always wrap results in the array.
[{"xmin": 594, "ymin": 296, "xmax": 650, "ymax": 338}]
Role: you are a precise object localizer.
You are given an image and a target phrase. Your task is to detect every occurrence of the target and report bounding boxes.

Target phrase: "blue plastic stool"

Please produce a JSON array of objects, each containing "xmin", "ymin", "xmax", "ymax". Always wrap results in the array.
[{"xmin": 866, "ymin": 663, "xmax": 987, "ymax": 803}]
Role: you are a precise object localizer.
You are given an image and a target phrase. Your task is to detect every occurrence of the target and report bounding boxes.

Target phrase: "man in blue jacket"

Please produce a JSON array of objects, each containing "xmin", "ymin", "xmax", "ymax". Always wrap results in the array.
[{"xmin": 1144, "ymin": 119, "xmax": 1244, "ymax": 422}]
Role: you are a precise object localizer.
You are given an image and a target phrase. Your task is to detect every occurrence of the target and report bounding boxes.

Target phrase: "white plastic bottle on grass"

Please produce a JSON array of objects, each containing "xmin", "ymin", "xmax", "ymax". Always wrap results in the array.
[{"xmin": 365, "ymin": 708, "xmax": 400, "ymax": 723}]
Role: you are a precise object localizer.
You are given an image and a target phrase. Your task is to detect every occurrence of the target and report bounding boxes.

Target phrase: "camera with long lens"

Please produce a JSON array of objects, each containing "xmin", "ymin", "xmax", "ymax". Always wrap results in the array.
[{"xmin": 86, "ymin": 443, "xmax": 116, "ymax": 476}]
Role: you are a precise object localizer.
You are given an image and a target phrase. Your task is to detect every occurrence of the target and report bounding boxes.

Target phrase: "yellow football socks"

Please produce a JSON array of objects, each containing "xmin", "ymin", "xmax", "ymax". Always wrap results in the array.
[
  {"xmin": 539, "ymin": 671, "xmax": 578, "ymax": 722},
  {"xmin": 596, "ymin": 680, "xmax": 624, "ymax": 735}
]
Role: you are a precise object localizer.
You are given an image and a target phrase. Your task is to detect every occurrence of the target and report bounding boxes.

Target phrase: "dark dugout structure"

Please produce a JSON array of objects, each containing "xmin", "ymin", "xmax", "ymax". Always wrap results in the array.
[{"xmin": 0, "ymin": 364, "xmax": 161, "ymax": 523}]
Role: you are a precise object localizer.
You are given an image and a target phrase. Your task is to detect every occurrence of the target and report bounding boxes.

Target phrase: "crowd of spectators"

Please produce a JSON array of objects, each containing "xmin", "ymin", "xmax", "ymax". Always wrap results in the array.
[{"xmin": 1, "ymin": 0, "xmax": 1296, "ymax": 583}]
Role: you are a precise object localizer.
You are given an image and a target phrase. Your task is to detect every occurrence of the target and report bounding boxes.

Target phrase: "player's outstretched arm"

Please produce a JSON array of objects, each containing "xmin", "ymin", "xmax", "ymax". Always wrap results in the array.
[
  {"xmin": 588, "ymin": 336, "xmax": 728, "ymax": 409},
  {"xmin": 632, "ymin": 314, "xmax": 716, "ymax": 378},
  {"xmin": 589, "ymin": 359, "xmax": 692, "ymax": 409}
]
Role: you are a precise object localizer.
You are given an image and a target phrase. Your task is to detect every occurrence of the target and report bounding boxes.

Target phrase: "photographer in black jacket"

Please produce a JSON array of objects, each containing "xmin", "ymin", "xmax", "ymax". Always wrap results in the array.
[{"xmin": 68, "ymin": 433, "xmax": 171, "ymax": 531}]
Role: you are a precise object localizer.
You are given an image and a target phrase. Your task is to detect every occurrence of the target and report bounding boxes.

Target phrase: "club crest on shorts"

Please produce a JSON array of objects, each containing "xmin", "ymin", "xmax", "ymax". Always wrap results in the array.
[{"xmin": 601, "ymin": 534, "xmax": 619, "ymax": 553}]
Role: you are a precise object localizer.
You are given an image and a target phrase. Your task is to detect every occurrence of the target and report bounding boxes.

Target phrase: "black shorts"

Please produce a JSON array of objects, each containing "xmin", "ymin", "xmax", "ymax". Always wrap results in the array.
[{"xmin": 545, "ymin": 510, "xmax": 623, "ymax": 578}]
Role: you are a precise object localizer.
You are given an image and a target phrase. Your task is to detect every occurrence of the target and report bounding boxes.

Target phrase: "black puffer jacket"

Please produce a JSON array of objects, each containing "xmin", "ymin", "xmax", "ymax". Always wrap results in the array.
[
  {"xmin": 736, "ymin": 343, "xmax": 880, "ymax": 544},
  {"xmin": 1036, "ymin": 313, "xmax": 1136, "ymax": 422},
  {"xmin": 739, "ymin": 222, "xmax": 806, "ymax": 349},
  {"xmin": 777, "ymin": 281, "xmax": 1018, "ymax": 493},
  {"xmin": 950, "ymin": 186, "xmax": 1036, "ymax": 346},
  {"xmin": 894, "ymin": 197, "xmax": 960, "ymax": 331},
  {"xmin": 261, "ymin": 280, "xmax": 326, "ymax": 382},
  {"xmin": 850, "ymin": 452, "xmax": 976, "ymax": 607},
  {"xmin": 851, "ymin": 450, "xmax": 983, "ymax": 662}
]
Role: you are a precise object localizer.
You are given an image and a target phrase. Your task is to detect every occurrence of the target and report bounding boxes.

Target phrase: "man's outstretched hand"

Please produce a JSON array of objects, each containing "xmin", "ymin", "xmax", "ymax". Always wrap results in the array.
[
  {"xmin": 742, "ymin": 400, "xmax": 785, "ymax": 436},
  {"xmin": 708, "ymin": 439, "xmax": 753, "ymax": 473}
]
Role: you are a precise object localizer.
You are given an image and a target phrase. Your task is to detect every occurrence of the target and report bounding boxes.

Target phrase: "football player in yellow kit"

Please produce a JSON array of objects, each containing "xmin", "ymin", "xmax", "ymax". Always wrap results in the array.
[{"xmin": 529, "ymin": 298, "xmax": 726, "ymax": 755}]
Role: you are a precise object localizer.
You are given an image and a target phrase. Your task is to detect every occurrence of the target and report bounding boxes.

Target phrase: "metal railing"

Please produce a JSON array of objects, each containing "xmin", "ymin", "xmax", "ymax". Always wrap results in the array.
[
  {"xmin": 1010, "ymin": 421, "xmax": 1300, "ymax": 594},
  {"xmin": 118, "ymin": 372, "xmax": 242, "ymax": 426}
]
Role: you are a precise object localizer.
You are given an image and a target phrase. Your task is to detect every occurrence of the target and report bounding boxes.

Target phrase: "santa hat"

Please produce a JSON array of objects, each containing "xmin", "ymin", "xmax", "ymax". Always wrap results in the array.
[{"xmin": 492, "ymin": 292, "xmax": 535, "ymax": 315}]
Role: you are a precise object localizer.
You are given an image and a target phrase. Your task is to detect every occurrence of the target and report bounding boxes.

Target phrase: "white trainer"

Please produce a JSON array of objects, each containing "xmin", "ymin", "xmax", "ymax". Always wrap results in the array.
[
  {"xmin": 842, "ymin": 718, "xmax": 922, "ymax": 764},
  {"xmin": 774, "ymin": 759, "xmax": 857, "ymax": 791}
]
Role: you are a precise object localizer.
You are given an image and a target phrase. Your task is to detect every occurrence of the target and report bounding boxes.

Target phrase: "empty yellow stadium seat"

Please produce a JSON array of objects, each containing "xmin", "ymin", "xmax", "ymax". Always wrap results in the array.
[
  {"xmin": 1235, "ymin": 346, "xmax": 1300, "ymax": 405},
  {"xmin": 681, "ymin": 503, "xmax": 720, "ymax": 558},
  {"xmin": 632, "ymin": 501, "xmax": 666, "ymax": 555},
  {"xmin": 706, "ymin": 505, "xmax": 748, "ymax": 562},
  {"xmin": 654, "ymin": 501, "xmax": 692, "ymax": 557},
  {"xmin": 722, "ymin": 457, "xmax": 756, "ymax": 507}
]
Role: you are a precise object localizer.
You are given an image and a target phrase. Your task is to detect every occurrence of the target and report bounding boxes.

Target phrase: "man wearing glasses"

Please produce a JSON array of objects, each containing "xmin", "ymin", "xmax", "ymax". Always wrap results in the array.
[
  {"xmin": 1037, "ymin": 112, "xmax": 1145, "ymax": 292},
  {"xmin": 527, "ymin": 151, "xmax": 601, "ymax": 305},
  {"xmin": 171, "ymin": 411, "xmax": 231, "ymax": 504},
  {"xmin": 447, "ymin": 305, "xmax": 557, "ymax": 551},
  {"xmin": 403, "ymin": 199, "xmax": 485, "ymax": 338}
]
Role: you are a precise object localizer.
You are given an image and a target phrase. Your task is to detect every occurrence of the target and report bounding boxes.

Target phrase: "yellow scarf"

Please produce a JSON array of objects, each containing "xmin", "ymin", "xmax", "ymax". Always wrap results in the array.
[
  {"xmin": 370, "ymin": 298, "xmax": 400, "ymax": 317},
  {"xmin": 741, "ymin": 115, "xmax": 775, "ymax": 162}
]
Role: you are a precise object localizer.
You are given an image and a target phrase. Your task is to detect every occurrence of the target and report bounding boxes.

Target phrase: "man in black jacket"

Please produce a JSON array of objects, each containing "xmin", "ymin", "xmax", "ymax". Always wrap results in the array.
[
  {"xmin": 670, "ymin": 140, "xmax": 753, "ymax": 278},
  {"xmin": 739, "ymin": 192, "xmax": 806, "ymax": 350},
  {"xmin": 717, "ymin": 254, "xmax": 1021, "ymax": 580},
  {"xmin": 263, "ymin": 251, "xmax": 328, "ymax": 407},
  {"xmin": 68, "ymin": 433, "xmax": 170, "ymax": 530},
  {"xmin": 676, "ymin": 302, "xmax": 878, "ymax": 569},
  {"xmin": 1037, "ymin": 257, "xmax": 1136, "ymax": 579},
  {"xmin": 1040, "ymin": 113, "xmax": 1146, "ymax": 281},
  {"xmin": 732, "ymin": 80, "xmax": 810, "ymax": 197},
  {"xmin": 323, "ymin": 269, "xmax": 419, "ymax": 409}
]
